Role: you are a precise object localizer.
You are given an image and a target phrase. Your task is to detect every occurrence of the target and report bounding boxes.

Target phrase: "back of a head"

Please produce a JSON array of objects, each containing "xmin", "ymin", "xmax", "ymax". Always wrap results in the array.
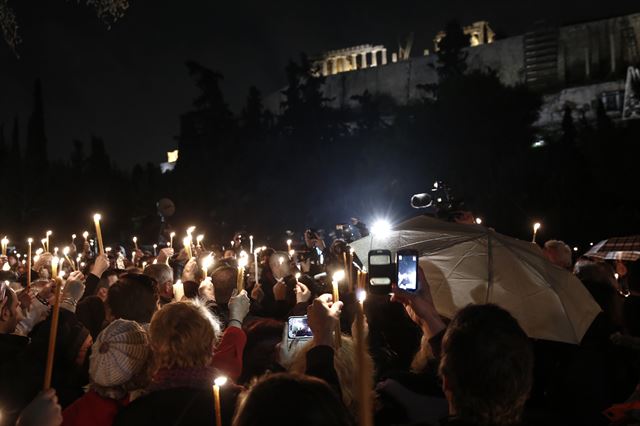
[
  {"xmin": 440, "ymin": 304, "xmax": 533, "ymax": 426},
  {"xmin": 107, "ymin": 273, "xmax": 158, "ymax": 324},
  {"xmin": 574, "ymin": 259, "xmax": 617, "ymax": 311},
  {"xmin": 149, "ymin": 300, "xmax": 221, "ymax": 370},
  {"xmin": 543, "ymin": 240, "xmax": 572, "ymax": 269},
  {"xmin": 211, "ymin": 266, "xmax": 238, "ymax": 304},
  {"xmin": 90, "ymin": 319, "xmax": 150, "ymax": 392},
  {"xmin": 144, "ymin": 263, "xmax": 174, "ymax": 286},
  {"xmin": 233, "ymin": 373, "xmax": 352, "ymax": 426}
]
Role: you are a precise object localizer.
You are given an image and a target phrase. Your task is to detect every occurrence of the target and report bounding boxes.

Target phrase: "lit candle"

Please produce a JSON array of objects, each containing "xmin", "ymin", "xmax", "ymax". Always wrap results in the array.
[
  {"xmin": 41, "ymin": 238, "xmax": 47, "ymax": 251},
  {"xmin": 27, "ymin": 238, "xmax": 32, "ymax": 288},
  {"xmin": 253, "ymin": 247, "xmax": 261, "ymax": 284},
  {"xmin": 51, "ymin": 256, "xmax": 59, "ymax": 279},
  {"xmin": 355, "ymin": 289, "xmax": 373, "ymax": 426},
  {"xmin": 186, "ymin": 226, "xmax": 196, "ymax": 238},
  {"xmin": 71, "ymin": 234, "xmax": 76, "ymax": 246},
  {"xmin": 331, "ymin": 270, "xmax": 344, "ymax": 348},
  {"xmin": 82, "ymin": 231, "xmax": 89, "ymax": 245},
  {"xmin": 196, "ymin": 234, "xmax": 204, "ymax": 249},
  {"xmin": 142, "ymin": 261, "xmax": 147, "ymax": 269},
  {"xmin": 132, "ymin": 236, "xmax": 138, "ymax": 250},
  {"xmin": 237, "ymin": 256, "xmax": 247, "ymax": 293},
  {"xmin": 202, "ymin": 254, "xmax": 213, "ymax": 279},
  {"xmin": 93, "ymin": 214, "xmax": 105, "ymax": 255},
  {"xmin": 213, "ymin": 376, "xmax": 227, "ymax": 426},
  {"xmin": 153, "ymin": 244, "xmax": 158, "ymax": 256},
  {"xmin": 1, "ymin": 236, "xmax": 8, "ymax": 256},
  {"xmin": 43, "ymin": 273, "xmax": 63, "ymax": 390},
  {"xmin": 46, "ymin": 230, "xmax": 52, "ymax": 253},
  {"xmin": 169, "ymin": 232, "xmax": 175, "ymax": 248},
  {"xmin": 63, "ymin": 246, "xmax": 76, "ymax": 272},
  {"xmin": 532, "ymin": 222, "xmax": 541, "ymax": 243},
  {"xmin": 249, "ymin": 235, "xmax": 254, "ymax": 254},
  {"xmin": 287, "ymin": 239, "xmax": 292, "ymax": 252},
  {"xmin": 183, "ymin": 237, "xmax": 193, "ymax": 260}
]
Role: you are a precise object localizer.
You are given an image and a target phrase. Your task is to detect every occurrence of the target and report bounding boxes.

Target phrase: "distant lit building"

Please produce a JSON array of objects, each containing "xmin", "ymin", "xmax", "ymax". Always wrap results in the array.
[
  {"xmin": 266, "ymin": 13, "xmax": 640, "ymax": 131},
  {"xmin": 160, "ymin": 149, "xmax": 178, "ymax": 173}
]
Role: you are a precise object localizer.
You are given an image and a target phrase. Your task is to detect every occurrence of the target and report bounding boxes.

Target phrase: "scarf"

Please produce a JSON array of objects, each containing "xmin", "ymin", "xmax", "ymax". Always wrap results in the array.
[{"xmin": 148, "ymin": 365, "xmax": 217, "ymax": 393}]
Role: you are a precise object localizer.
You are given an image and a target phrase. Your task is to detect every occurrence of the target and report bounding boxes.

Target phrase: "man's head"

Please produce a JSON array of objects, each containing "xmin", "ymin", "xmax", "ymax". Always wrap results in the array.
[
  {"xmin": 0, "ymin": 282, "xmax": 22, "ymax": 334},
  {"xmin": 439, "ymin": 304, "xmax": 533, "ymax": 425},
  {"xmin": 106, "ymin": 273, "xmax": 158, "ymax": 324},
  {"xmin": 211, "ymin": 266, "xmax": 237, "ymax": 304},
  {"xmin": 543, "ymin": 240, "xmax": 572, "ymax": 270},
  {"xmin": 144, "ymin": 263, "xmax": 174, "ymax": 303}
]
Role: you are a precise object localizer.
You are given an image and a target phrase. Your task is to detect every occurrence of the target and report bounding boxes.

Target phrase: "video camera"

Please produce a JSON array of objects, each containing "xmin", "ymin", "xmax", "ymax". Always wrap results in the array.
[{"xmin": 411, "ymin": 181, "xmax": 469, "ymax": 222}]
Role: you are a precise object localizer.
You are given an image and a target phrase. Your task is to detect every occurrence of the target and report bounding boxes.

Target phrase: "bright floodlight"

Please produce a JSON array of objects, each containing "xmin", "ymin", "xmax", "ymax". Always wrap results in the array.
[
  {"xmin": 371, "ymin": 220, "xmax": 391, "ymax": 237},
  {"xmin": 214, "ymin": 376, "xmax": 228, "ymax": 387}
]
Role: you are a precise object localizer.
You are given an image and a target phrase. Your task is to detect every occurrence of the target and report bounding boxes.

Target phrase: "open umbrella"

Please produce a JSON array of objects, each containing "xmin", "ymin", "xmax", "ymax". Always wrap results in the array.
[
  {"xmin": 585, "ymin": 235, "xmax": 640, "ymax": 262},
  {"xmin": 350, "ymin": 216, "xmax": 600, "ymax": 345}
]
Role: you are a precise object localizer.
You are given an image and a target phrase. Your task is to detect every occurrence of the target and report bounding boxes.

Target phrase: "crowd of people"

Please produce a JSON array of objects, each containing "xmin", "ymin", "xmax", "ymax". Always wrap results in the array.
[{"xmin": 0, "ymin": 222, "xmax": 639, "ymax": 426}]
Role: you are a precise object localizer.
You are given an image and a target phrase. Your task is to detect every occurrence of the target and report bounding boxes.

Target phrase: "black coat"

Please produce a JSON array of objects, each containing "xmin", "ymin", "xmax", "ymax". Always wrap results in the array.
[{"xmin": 114, "ymin": 386, "xmax": 240, "ymax": 426}]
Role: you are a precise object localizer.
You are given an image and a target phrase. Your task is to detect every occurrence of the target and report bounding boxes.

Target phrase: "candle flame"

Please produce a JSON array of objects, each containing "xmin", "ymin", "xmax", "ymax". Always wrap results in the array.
[
  {"xmin": 295, "ymin": 272, "xmax": 301, "ymax": 280},
  {"xmin": 356, "ymin": 289, "xmax": 367, "ymax": 303},
  {"xmin": 202, "ymin": 254, "xmax": 213, "ymax": 270},
  {"xmin": 63, "ymin": 247, "xmax": 70, "ymax": 256},
  {"xmin": 332, "ymin": 270, "xmax": 345, "ymax": 282},
  {"xmin": 196, "ymin": 235, "xmax": 204, "ymax": 243},
  {"xmin": 533, "ymin": 222, "xmax": 541, "ymax": 231},
  {"xmin": 170, "ymin": 232, "xmax": 176, "ymax": 238},
  {"xmin": 72, "ymin": 234, "xmax": 76, "ymax": 239},
  {"xmin": 46, "ymin": 230, "xmax": 52, "ymax": 237},
  {"xmin": 35, "ymin": 248, "xmax": 43, "ymax": 255},
  {"xmin": 238, "ymin": 256, "xmax": 248, "ymax": 268},
  {"xmin": 59, "ymin": 270, "xmax": 66, "ymax": 278},
  {"xmin": 51, "ymin": 256, "xmax": 60, "ymax": 267},
  {"xmin": 28, "ymin": 238, "xmax": 33, "ymax": 244},
  {"xmin": 186, "ymin": 226, "xmax": 196, "ymax": 236},
  {"xmin": 93, "ymin": 213, "xmax": 101, "ymax": 221},
  {"xmin": 82, "ymin": 231, "xmax": 89, "ymax": 239},
  {"xmin": 214, "ymin": 376, "xmax": 228, "ymax": 387},
  {"xmin": 133, "ymin": 236, "xmax": 137, "ymax": 243}
]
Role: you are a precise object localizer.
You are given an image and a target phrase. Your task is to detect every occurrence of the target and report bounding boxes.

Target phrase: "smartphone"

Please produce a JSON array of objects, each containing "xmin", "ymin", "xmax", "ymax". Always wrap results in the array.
[
  {"xmin": 397, "ymin": 249, "xmax": 419, "ymax": 292},
  {"xmin": 368, "ymin": 249, "xmax": 394, "ymax": 294},
  {"xmin": 287, "ymin": 315, "xmax": 313, "ymax": 339}
]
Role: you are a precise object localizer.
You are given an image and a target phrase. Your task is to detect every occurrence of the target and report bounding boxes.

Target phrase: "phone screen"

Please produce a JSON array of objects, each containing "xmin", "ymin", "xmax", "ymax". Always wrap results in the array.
[
  {"xmin": 397, "ymin": 253, "xmax": 418, "ymax": 291},
  {"xmin": 370, "ymin": 254, "xmax": 391, "ymax": 265},
  {"xmin": 288, "ymin": 316, "xmax": 313, "ymax": 339}
]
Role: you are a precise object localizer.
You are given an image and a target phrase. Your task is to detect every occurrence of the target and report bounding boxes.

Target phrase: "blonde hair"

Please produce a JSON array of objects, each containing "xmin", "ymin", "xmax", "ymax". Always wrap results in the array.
[
  {"xmin": 149, "ymin": 300, "xmax": 221, "ymax": 371},
  {"xmin": 288, "ymin": 335, "xmax": 375, "ymax": 412}
]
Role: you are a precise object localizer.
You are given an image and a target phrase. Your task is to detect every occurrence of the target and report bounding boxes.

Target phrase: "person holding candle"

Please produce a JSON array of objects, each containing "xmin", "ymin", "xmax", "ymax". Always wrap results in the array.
[
  {"xmin": 62, "ymin": 319, "xmax": 151, "ymax": 426},
  {"xmin": 113, "ymin": 301, "xmax": 241, "ymax": 426}
]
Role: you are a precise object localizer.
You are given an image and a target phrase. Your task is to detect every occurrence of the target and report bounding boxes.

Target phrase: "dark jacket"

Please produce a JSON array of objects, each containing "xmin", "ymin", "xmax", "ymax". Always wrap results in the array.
[{"xmin": 113, "ymin": 386, "xmax": 239, "ymax": 426}]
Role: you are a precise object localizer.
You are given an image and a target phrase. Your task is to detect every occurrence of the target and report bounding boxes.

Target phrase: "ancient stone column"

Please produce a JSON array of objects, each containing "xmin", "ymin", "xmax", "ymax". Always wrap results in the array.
[
  {"xmin": 331, "ymin": 58, "xmax": 338, "ymax": 75},
  {"xmin": 322, "ymin": 60, "xmax": 329, "ymax": 76},
  {"xmin": 392, "ymin": 52, "xmax": 398, "ymax": 63},
  {"xmin": 351, "ymin": 53, "xmax": 358, "ymax": 70},
  {"xmin": 361, "ymin": 52, "xmax": 368, "ymax": 68},
  {"xmin": 381, "ymin": 48, "xmax": 387, "ymax": 65},
  {"xmin": 371, "ymin": 50, "xmax": 378, "ymax": 67}
]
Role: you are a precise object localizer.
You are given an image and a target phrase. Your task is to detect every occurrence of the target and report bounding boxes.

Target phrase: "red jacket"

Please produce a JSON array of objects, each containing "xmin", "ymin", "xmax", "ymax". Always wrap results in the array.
[
  {"xmin": 211, "ymin": 326, "xmax": 247, "ymax": 381},
  {"xmin": 63, "ymin": 389, "xmax": 129, "ymax": 426}
]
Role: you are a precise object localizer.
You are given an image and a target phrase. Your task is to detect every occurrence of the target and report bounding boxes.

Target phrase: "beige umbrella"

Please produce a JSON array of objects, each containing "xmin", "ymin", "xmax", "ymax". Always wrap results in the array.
[{"xmin": 351, "ymin": 216, "xmax": 600, "ymax": 344}]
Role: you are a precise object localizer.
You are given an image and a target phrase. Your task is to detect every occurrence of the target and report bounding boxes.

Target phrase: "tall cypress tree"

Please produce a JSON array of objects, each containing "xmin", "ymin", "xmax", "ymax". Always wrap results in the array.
[{"xmin": 26, "ymin": 79, "xmax": 48, "ymax": 172}]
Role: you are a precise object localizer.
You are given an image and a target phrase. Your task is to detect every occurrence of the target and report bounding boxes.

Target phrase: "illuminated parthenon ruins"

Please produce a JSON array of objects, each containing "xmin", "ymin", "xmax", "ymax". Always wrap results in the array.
[{"xmin": 314, "ymin": 44, "xmax": 388, "ymax": 76}]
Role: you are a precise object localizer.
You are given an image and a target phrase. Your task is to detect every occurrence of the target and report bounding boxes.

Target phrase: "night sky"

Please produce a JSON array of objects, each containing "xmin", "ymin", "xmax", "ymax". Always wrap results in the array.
[{"xmin": 1, "ymin": 0, "xmax": 638, "ymax": 167}]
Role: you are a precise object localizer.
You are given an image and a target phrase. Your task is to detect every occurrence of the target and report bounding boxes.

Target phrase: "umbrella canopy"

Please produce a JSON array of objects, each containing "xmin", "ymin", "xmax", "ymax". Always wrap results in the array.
[
  {"xmin": 351, "ymin": 216, "xmax": 600, "ymax": 345},
  {"xmin": 585, "ymin": 236, "xmax": 640, "ymax": 262}
]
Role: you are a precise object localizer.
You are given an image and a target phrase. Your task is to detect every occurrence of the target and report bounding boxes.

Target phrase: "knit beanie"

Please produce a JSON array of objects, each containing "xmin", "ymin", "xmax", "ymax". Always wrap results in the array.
[{"xmin": 89, "ymin": 319, "xmax": 149, "ymax": 387}]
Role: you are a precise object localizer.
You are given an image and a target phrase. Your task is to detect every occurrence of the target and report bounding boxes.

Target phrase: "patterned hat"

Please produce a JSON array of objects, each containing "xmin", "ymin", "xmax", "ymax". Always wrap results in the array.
[{"xmin": 89, "ymin": 319, "xmax": 149, "ymax": 387}]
